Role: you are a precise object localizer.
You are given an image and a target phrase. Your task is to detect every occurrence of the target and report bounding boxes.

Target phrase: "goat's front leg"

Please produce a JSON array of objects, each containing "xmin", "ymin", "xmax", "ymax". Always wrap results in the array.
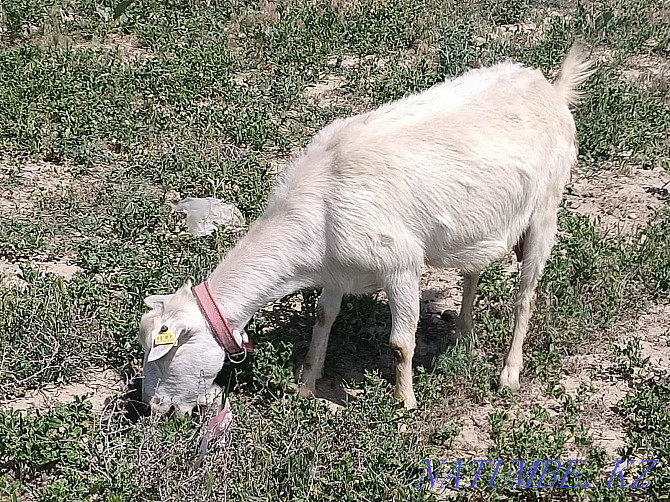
[
  {"xmin": 385, "ymin": 271, "xmax": 421, "ymax": 409},
  {"xmin": 298, "ymin": 289, "xmax": 342, "ymax": 398}
]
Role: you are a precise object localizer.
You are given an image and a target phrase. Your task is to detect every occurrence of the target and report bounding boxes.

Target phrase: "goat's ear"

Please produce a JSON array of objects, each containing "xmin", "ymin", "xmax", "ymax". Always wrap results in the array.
[
  {"xmin": 146, "ymin": 324, "xmax": 180, "ymax": 362},
  {"xmin": 144, "ymin": 294, "xmax": 173, "ymax": 310},
  {"xmin": 146, "ymin": 343, "xmax": 174, "ymax": 362}
]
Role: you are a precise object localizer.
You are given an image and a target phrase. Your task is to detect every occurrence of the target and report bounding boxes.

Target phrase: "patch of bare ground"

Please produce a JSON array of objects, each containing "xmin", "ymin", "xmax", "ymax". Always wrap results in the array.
[
  {"xmin": 62, "ymin": 33, "xmax": 153, "ymax": 63},
  {"xmin": 0, "ymin": 159, "xmax": 107, "ymax": 235},
  {"xmin": 0, "ymin": 160, "xmax": 75, "ymax": 218},
  {"xmin": 621, "ymin": 53, "xmax": 670, "ymax": 93},
  {"xmin": 425, "ymin": 404, "xmax": 497, "ymax": 499},
  {"xmin": 565, "ymin": 165, "xmax": 670, "ymax": 234},
  {"xmin": 422, "ymin": 258, "xmax": 519, "ymax": 320},
  {"xmin": 0, "ymin": 259, "xmax": 24, "ymax": 288},
  {"xmin": 420, "ymin": 267, "xmax": 464, "ymax": 318},
  {"xmin": 327, "ymin": 54, "xmax": 359, "ymax": 70},
  {"xmin": 432, "ymin": 301, "xmax": 670, "ymax": 465},
  {"xmin": 436, "ymin": 378, "xmax": 565, "ymax": 454},
  {"xmin": 305, "ymin": 74, "xmax": 347, "ymax": 106},
  {"xmin": 426, "ymin": 379, "xmax": 570, "ymax": 499},
  {"xmin": 145, "ymin": 182, "xmax": 182, "ymax": 205},
  {"xmin": 561, "ymin": 303, "xmax": 670, "ymax": 458},
  {"xmin": 561, "ymin": 351, "xmax": 629, "ymax": 457},
  {"xmin": 488, "ymin": 15, "xmax": 556, "ymax": 48},
  {"xmin": 587, "ymin": 45, "xmax": 616, "ymax": 67},
  {"xmin": 634, "ymin": 303, "xmax": 670, "ymax": 372},
  {"xmin": 0, "ymin": 366, "xmax": 126, "ymax": 414},
  {"xmin": 35, "ymin": 258, "xmax": 80, "ymax": 278},
  {"xmin": 0, "ymin": 256, "xmax": 82, "ymax": 287},
  {"xmin": 1, "ymin": 16, "xmax": 152, "ymax": 63},
  {"xmin": 447, "ymin": 402, "xmax": 496, "ymax": 457},
  {"xmin": 94, "ymin": 33, "xmax": 152, "ymax": 63}
]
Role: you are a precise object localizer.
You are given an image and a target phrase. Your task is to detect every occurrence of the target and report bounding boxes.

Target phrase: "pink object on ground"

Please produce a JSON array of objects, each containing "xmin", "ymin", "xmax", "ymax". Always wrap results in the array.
[
  {"xmin": 205, "ymin": 401, "xmax": 233, "ymax": 443},
  {"xmin": 195, "ymin": 399, "xmax": 234, "ymax": 467}
]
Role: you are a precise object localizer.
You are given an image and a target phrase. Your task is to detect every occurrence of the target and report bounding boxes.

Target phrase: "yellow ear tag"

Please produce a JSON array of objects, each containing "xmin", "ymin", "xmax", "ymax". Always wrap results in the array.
[{"xmin": 155, "ymin": 325, "xmax": 178, "ymax": 346}]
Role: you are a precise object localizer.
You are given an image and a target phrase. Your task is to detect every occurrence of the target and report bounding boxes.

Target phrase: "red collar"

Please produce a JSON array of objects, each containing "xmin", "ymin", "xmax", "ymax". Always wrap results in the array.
[{"xmin": 192, "ymin": 281, "xmax": 253, "ymax": 360}]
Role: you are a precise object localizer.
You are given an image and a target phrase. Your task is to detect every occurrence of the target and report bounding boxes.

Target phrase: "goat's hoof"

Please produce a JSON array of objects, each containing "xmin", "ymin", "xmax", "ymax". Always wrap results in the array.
[
  {"xmin": 446, "ymin": 330, "xmax": 462, "ymax": 346},
  {"xmin": 447, "ymin": 327, "xmax": 470, "ymax": 346},
  {"xmin": 395, "ymin": 388, "xmax": 418, "ymax": 410},
  {"xmin": 499, "ymin": 366, "xmax": 521, "ymax": 392},
  {"xmin": 456, "ymin": 321, "xmax": 473, "ymax": 337},
  {"xmin": 444, "ymin": 313, "xmax": 472, "ymax": 346},
  {"xmin": 404, "ymin": 396, "xmax": 418, "ymax": 410},
  {"xmin": 297, "ymin": 383, "xmax": 316, "ymax": 398},
  {"xmin": 452, "ymin": 317, "xmax": 473, "ymax": 341}
]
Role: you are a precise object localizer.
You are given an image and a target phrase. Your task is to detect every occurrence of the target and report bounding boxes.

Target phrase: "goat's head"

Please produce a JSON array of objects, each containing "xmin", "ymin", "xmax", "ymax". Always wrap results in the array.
[{"xmin": 139, "ymin": 280, "xmax": 226, "ymax": 416}]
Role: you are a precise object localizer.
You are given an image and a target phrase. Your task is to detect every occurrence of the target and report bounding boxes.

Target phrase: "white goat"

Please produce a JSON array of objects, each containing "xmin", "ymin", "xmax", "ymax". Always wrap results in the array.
[{"xmin": 139, "ymin": 45, "xmax": 592, "ymax": 415}]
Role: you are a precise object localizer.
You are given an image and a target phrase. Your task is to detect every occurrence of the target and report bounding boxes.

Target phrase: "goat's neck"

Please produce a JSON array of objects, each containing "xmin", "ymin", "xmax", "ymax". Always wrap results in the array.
[{"xmin": 208, "ymin": 212, "xmax": 321, "ymax": 328}]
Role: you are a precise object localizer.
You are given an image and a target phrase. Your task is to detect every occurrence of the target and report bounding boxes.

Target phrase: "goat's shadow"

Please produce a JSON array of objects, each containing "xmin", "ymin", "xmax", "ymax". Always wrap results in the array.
[
  {"xmin": 242, "ymin": 289, "xmax": 458, "ymax": 407},
  {"xmin": 122, "ymin": 377, "xmax": 149, "ymax": 421}
]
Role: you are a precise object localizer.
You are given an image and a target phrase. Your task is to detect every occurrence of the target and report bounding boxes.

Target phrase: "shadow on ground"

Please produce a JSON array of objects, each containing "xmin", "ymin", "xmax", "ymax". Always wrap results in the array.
[{"xmin": 229, "ymin": 288, "xmax": 458, "ymax": 406}]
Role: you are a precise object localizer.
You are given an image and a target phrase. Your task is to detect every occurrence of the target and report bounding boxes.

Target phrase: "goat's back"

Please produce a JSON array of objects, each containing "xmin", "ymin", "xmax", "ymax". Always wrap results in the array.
[{"xmin": 276, "ymin": 61, "xmax": 578, "ymax": 276}]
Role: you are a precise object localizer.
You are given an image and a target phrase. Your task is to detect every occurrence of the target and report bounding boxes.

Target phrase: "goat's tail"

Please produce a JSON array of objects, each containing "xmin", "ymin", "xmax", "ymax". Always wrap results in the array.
[{"xmin": 553, "ymin": 43, "xmax": 594, "ymax": 108}]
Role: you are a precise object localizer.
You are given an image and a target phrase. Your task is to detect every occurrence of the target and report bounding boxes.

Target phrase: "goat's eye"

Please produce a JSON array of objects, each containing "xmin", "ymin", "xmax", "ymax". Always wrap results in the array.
[{"xmin": 159, "ymin": 325, "xmax": 168, "ymax": 333}]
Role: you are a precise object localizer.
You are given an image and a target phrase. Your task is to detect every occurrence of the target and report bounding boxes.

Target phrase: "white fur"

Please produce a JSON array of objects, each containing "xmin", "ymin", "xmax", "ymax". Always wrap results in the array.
[{"xmin": 140, "ymin": 46, "xmax": 591, "ymax": 414}]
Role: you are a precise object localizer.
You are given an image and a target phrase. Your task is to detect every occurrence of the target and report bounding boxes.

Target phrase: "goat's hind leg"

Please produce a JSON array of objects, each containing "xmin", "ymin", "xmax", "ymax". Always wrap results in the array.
[
  {"xmin": 450, "ymin": 271, "xmax": 481, "ymax": 344},
  {"xmin": 298, "ymin": 289, "xmax": 342, "ymax": 398},
  {"xmin": 499, "ymin": 210, "xmax": 557, "ymax": 391}
]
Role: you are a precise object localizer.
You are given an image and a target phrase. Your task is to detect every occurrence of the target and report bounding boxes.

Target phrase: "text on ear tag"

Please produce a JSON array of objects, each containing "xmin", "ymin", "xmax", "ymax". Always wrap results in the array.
[{"xmin": 155, "ymin": 325, "xmax": 178, "ymax": 346}]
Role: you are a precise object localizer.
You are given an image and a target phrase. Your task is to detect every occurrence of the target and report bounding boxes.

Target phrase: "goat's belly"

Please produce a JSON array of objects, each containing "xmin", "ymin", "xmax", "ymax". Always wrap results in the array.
[
  {"xmin": 423, "ymin": 224, "xmax": 517, "ymax": 271},
  {"xmin": 425, "ymin": 240, "xmax": 509, "ymax": 271},
  {"xmin": 419, "ymin": 198, "xmax": 533, "ymax": 270},
  {"xmin": 320, "ymin": 264, "xmax": 381, "ymax": 295}
]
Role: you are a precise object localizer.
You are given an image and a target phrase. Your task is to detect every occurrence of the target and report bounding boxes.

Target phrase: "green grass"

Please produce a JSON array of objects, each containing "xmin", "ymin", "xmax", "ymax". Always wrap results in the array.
[
  {"xmin": 618, "ymin": 379, "xmax": 670, "ymax": 498},
  {"xmin": 1, "ymin": 0, "xmax": 669, "ymax": 499}
]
